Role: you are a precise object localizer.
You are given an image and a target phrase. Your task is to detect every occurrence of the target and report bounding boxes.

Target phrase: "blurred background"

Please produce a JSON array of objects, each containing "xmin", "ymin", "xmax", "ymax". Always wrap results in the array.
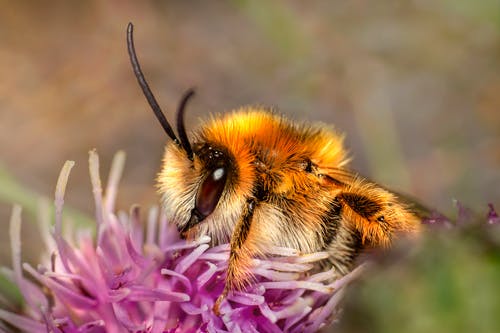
[{"xmin": 0, "ymin": 0, "xmax": 499, "ymax": 325}]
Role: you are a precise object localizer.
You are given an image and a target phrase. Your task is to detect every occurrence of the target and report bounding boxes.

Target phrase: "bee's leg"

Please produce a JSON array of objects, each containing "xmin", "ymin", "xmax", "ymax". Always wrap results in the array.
[
  {"xmin": 214, "ymin": 198, "xmax": 258, "ymax": 314},
  {"xmin": 336, "ymin": 185, "xmax": 420, "ymax": 247}
]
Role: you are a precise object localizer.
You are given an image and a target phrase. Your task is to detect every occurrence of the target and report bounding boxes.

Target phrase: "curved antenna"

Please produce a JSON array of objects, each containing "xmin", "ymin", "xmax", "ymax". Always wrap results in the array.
[
  {"xmin": 176, "ymin": 89, "xmax": 195, "ymax": 161},
  {"xmin": 126, "ymin": 23, "xmax": 179, "ymax": 144}
]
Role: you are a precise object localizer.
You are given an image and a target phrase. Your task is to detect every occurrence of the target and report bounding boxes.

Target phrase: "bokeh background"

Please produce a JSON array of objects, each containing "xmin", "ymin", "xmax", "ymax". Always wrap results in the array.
[{"xmin": 0, "ymin": 1, "xmax": 499, "ymax": 330}]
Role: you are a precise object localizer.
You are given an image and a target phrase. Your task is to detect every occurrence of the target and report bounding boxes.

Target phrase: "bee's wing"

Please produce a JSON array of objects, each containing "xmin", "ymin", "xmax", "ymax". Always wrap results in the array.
[{"xmin": 385, "ymin": 189, "xmax": 436, "ymax": 220}]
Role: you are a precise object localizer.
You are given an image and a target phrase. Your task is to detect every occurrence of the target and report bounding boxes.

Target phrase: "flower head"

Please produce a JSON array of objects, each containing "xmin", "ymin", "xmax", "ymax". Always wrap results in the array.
[{"xmin": 0, "ymin": 151, "xmax": 363, "ymax": 333}]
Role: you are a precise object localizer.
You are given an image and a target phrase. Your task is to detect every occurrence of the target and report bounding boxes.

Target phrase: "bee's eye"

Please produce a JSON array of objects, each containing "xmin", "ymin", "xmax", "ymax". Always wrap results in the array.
[{"xmin": 195, "ymin": 167, "xmax": 227, "ymax": 217}]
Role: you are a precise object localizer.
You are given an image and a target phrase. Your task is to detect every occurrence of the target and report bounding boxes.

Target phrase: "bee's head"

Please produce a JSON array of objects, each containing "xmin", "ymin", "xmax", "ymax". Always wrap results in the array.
[
  {"xmin": 127, "ymin": 23, "xmax": 247, "ymax": 243},
  {"xmin": 160, "ymin": 136, "xmax": 250, "ymax": 242}
]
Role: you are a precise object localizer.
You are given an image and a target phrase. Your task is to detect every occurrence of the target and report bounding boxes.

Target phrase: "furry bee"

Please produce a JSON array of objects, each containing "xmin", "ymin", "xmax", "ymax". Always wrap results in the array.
[{"xmin": 126, "ymin": 23, "xmax": 421, "ymax": 308}]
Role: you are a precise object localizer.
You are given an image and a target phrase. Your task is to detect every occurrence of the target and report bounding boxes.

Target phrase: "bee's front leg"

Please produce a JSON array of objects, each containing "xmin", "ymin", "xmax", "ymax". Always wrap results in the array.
[{"xmin": 214, "ymin": 198, "xmax": 258, "ymax": 315}]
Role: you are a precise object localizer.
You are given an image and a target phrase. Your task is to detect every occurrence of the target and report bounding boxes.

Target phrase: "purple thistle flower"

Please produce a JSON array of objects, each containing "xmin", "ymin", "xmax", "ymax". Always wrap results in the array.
[
  {"xmin": 422, "ymin": 200, "xmax": 499, "ymax": 228},
  {"xmin": 487, "ymin": 203, "xmax": 500, "ymax": 225},
  {"xmin": 0, "ymin": 151, "xmax": 365, "ymax": 333},
  {"xmin": 421, "ymin": 210, "xmax": 453, "ymax": 228}
]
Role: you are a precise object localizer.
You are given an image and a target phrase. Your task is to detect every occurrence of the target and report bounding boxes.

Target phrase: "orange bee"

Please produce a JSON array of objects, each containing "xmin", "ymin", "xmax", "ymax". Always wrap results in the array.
[{"xmin": 126, "ymin": 23, "xmax": 421, "ymax": 310}]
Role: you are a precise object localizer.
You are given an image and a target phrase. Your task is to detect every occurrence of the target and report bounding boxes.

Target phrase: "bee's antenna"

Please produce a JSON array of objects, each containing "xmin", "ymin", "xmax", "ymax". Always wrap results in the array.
[
  {"xmin": 176, "ymin": 89, "xmax": 195, "ymax": 161},
  {"xmin": 126, "ymin": 23, "xmax": 179, "ymax": 144}
]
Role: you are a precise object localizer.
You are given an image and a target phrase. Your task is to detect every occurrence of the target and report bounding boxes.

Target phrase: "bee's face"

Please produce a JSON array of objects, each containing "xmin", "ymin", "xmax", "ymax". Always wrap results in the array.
[{"xmin": 158, "ymin": 139, "xmax": 248, "ymax": 245}]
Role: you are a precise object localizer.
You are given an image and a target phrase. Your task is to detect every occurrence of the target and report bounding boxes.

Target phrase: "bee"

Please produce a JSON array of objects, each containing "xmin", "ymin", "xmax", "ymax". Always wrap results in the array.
[{"xmin": 126, "ymin": 23, "xmax": 421, "ymax": 310}]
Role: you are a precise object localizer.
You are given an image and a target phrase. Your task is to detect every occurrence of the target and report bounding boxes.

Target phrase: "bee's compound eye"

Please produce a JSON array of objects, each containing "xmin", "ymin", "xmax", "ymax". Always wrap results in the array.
[{"xmin": 195, "ymin": 167, "xmax": 227, "ymax": 217}]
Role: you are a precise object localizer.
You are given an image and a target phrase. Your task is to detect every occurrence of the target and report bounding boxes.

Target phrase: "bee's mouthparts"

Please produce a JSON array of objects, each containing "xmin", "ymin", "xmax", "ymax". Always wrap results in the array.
[{"xmin": 178, "ymin": 208, "xmax": 206, "ymax": 236}]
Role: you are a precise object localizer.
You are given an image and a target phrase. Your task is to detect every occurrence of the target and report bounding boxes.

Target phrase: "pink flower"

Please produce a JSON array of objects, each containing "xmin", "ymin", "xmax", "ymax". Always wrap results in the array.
[
  {"xmin": 487, "ymin": 203, "xmax": 500, "ymax": 225},
  {"xmin": 0, "ymin": 151, "xmax": 364, "ymax": 333}
]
